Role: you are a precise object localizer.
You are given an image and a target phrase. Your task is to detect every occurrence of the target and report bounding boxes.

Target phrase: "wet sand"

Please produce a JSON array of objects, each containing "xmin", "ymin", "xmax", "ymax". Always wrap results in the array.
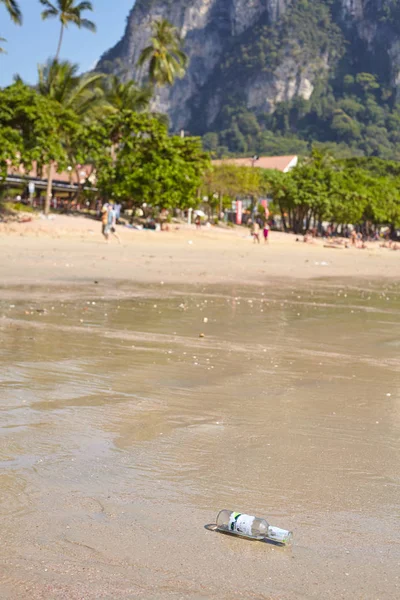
[{"xmin": 0, "ymin": 222, "xmax": 400, "ymax": 599}]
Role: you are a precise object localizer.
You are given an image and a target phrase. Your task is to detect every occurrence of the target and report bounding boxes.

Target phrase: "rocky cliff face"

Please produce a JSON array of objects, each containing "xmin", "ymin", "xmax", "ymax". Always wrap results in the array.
[{"xmin": 96, "ymin": 0, "xmax": 400, "ymax": 134}]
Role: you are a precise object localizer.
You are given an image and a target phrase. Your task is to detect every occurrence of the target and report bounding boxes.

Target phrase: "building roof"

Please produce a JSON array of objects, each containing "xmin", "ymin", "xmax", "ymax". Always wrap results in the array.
[
  {"xmin": 4, "ymin": 161, "xmax": 96, "ymax": 192},
  {"xmin": 212, "ymin": 155, "xmax": 298, "ymax": 173},
  {"xmin": 7, "ymin": 162, "xmax": 95, "ymax": 183}
]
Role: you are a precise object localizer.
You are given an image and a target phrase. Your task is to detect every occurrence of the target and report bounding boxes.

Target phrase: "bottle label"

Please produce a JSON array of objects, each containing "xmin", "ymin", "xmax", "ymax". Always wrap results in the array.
[
  {"xmin": 229, "ymin": 512, "xmax": 255, "ymax": 536},
  {"xmin": 267, "ymin": 526, "xmax": 291, "ymax": 544}
]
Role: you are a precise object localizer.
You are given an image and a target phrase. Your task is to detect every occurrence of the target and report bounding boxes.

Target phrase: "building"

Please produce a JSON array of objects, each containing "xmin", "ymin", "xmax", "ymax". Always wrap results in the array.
[{"xmin": 2, "ymin": 162, "xmax": 96, "ymax": 196}]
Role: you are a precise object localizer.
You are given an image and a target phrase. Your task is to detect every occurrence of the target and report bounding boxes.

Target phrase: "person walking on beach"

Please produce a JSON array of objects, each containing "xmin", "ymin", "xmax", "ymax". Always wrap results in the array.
[
  {"xmin": 101, "ymin": 202, "xmax": 121, "ymax": 243},
  {"xmin": 251, "ymin": 220, "xmax": 261, "ymax": 244},
  {"xmin": 107, "ymin": 203, "xmax": 121, "ymax": 244},
  {"xmin": 101, "ymin": 202, "xmax": 109, "ymax": 240},
  {"xmin": 263, "ymin": 221, "xmax": 269, "ymax": 244},
  {"xmin": 114, "ymin": 202, "xmax": 122, "ymax": 223}
]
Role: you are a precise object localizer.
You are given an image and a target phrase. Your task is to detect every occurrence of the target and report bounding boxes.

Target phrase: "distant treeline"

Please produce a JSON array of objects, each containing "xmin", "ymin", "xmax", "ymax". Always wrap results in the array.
[{"xmin": 204, "ymin": 153, "xmax": 400, "ymax": 235}]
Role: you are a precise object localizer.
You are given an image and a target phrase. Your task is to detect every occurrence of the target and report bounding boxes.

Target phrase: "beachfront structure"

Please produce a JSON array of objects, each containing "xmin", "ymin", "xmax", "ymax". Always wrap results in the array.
[
  {"xmin": 212, "ymin": 155, "xmax": 298, "ymax": 172},
  {"xmin": 2, "ymin": 162, "xmax": 95, "ymax": 196}
]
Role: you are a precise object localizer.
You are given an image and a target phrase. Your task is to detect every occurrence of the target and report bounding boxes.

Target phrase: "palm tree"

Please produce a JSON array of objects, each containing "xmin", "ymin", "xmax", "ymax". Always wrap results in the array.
[
  {"xmin": 100, "ymin": 75, "xmax": 153, "ymax": 162},
  {"xmin": 0, "ymin": 0, "xmax": 22, "ymax": 55},
  {"xmin": 137, "ymin": 18, "xmax": 188, "ymax": 87},
  {"xmin": 0, "ymin": 0, "xmax": 22, "ymax": 24},
  {"xmin": 39, "ymin": 0, "xmax": 96, "ymax": 60},
  {"xmin": 37, "ymin": 58, "xmax": 104, "ymax": 214},
  {"xmin": 103, "ymin": 75, "xmax": 152, "ymax": 113},
  {"xmin": 38, "ymin": 58, "xmax": 104, "ymax": 116}
]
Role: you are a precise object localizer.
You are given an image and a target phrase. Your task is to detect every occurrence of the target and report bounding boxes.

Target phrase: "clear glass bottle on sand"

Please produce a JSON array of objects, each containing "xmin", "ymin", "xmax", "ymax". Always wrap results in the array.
[{"xmin": 216, "ymin": 509, "xmax": 293, "ymax": 545}]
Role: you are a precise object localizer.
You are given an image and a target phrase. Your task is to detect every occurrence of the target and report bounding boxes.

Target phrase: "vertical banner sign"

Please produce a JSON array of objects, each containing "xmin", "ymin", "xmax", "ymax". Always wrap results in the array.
[
  {"xmin": 260, "ymin": 199, "xmax": 269, "ymax": 218},
  {"xmin": 236, "ymin": 200, "xmax": 243, "ymax": 225}
]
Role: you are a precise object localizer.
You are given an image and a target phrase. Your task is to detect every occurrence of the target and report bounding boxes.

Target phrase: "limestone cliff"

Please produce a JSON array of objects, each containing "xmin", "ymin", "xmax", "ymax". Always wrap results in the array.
[{"xmin": 96, "ymin": 0, "xmax": 400, "ymax": 134}]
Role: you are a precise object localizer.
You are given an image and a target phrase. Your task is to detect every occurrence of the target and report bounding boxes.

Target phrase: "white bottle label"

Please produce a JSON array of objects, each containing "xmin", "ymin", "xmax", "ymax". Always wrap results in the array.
[
  {"xmin": 229, "ymin": 513, "xmax": 255, "ymax": 536},
  {"xmin": 267, "ymin": 526, "xmax": 291, "ymax": 544}
]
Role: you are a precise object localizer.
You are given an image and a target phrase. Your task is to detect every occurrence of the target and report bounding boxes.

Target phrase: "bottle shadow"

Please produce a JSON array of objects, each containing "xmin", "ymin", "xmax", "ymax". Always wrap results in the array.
[{"xmin": 204, "ymin": 524, "xmax": 285, "ymax": 547}]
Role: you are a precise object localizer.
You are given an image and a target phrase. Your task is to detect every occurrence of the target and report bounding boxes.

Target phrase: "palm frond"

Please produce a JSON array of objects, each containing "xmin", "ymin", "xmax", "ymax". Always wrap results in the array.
[
  {"xmin": 41, "ymin": 8, "xmax": 58, "ymax": 19},
  {"xmin": 75, "ymin": 1, "xmax": 94, "ymax": 11},
  {"xmin": 78, "ymin": 18, "xmax": 96, "ymax": 32},
  {"xmin": 2, "ymin": 0, "xmax": 22, "ymax": 25},
  {"xmin": 37, "ymin": 58, "xmax": 106, "ymax": 120},
  {"xmin": 137, "ymin": 46, "xmax": 154, "ymax": 67},
  {"xmin": 39, "ymin": 0, "xmax": 57, "ymax": 10}
]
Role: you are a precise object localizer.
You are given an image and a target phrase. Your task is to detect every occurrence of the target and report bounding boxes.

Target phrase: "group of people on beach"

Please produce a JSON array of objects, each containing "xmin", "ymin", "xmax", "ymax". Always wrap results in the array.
[
  {"xmin": 249, "ymin": 219, "xmax": 269, "ymax": 244},
  {"xmin": 297, "ymin": 226, "xmax": 399, "ymax": 250}
]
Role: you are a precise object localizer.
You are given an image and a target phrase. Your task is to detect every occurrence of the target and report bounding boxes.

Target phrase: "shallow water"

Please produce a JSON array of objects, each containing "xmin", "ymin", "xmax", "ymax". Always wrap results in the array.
[{"xmin": 0, "ymin": 281, "xmax": 400, "ymax": 599}]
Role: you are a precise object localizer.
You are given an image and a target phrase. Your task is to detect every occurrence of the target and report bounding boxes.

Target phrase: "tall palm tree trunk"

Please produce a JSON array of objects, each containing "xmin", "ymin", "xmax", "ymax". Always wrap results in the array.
[
  {"xmin": 55, "ymin": 24, "xmax": 64, "ymax": 60},
  {"xmin": 45, "ymin": 161, "xmax": 54, "ymax": 215}
]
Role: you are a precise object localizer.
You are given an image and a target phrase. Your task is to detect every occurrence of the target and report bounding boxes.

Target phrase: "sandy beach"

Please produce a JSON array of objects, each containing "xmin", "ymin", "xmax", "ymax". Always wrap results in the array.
[
  {"xmin": 0, "ymin": 215, "xmax": 399, "ymax": 293},
  {"xmin": 1, "ymin": 215, "xmax": 399, "ymax": 600}
]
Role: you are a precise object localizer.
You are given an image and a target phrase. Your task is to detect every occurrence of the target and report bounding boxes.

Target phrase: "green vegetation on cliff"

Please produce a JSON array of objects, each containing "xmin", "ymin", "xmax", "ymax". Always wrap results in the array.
[{"xmin": 199, "ymin": 0, "xmax": 400, "ymax": 158}]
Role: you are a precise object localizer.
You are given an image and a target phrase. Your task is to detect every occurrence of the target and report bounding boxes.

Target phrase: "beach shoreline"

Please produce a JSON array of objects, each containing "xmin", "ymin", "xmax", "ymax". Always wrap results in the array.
[
  {"xmin": 0, "ymin": 215, "xmax": 399, "ymax": 294},
  {"xmin": 1, "ymin": 214, "xmax": 400, "ymax": 600}
]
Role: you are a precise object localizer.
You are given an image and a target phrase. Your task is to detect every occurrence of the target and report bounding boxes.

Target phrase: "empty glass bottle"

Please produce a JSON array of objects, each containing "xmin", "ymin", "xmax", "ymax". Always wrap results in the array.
[{"xmin": 216, "ymin": 509, "xmax": 293, "ymax": 545}]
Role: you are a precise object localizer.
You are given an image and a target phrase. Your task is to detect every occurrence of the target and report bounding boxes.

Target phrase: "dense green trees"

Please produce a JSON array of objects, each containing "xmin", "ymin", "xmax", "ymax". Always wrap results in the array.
[
  {"xmin": 0, "ymin": 82, "xmax": 74, "ymax": 184},
  {"xmin": 77, "ymin": 112, "xmax": 209, "ymax": 208},
  {"xmin": 201, "ymin": 72, "xmax": 400, "ymax": 159},
  {"xmin": 0, "ymin": 9, "xmax": 210, "ymax": 214},
  {"xmin": 195, "ymin": 0, "xmax": 400, "ymax": 158},
  {"xmin": 264, "ymin": 153, "xmax": 400, "ymax": 234},
  {"xmin": 202, "ymin": 152, "xmax": 400, "ymax": 234},
  {"xmin": 35, "ymin": 58, "xmax": 105, "ymax": 212},
  {"xmin": 202, "ymin": 69, "xmax": 400, "ymax": 159},
  {"xmin": 0, "ymin": 77, "xmax": 209, "ymax": 213},
  {"xmin": 2, "ymin": 1, "xmax": 400, "ymax": 227}
]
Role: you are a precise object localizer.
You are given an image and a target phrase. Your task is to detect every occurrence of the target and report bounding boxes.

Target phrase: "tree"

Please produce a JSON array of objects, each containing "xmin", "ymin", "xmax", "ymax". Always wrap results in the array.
[
  {"xmin": 79, "ymin": 112, "xmax": 209, "ymax": 208},
  {"xmin": 201, "ymin": 163, "xmax": 262, "ymax": 217},
  {"xmin": 36, "ymin": 58, "xmax": 104, "ymax": 209},
  {"xmin": 0, "ymin": 82, "xmax": 75, "ymax": 206},
  {"xmin": 356, "ymin": 72, "xmax": 380, "ymax": 94},
  {"xmin": 220, "ymin": 124, "xmax": 248, "ymax": 154},
  {"xmin": 102, "ymin": 75, "xmax": 152, "ymax": 113},
  {"xmin": 37, "ymin": 58, "xmax": 104, "ymax": 117},
  {"xmin": 331, "ymin": 110, "xmax": 361, "ymax": 143},
  {"xmin": 202, "ymin": 132, "xmax": 219, "ymax": 153},
  {"xmin": 0, "ymin": 122, "xmax": 21, "ymax": 176},
  {"xmin": 137, "ymin": 18, "xmax": 188, "ymax": 86},
  {"xmin": 328, "ymin": 168, "xmax": 369, "ymax": 226},
  {"xmin": 39, "ymin": 0, "xmax": 96, "ymax": 60},
  {"xmin": 0, "ymin": 0, "xmax": 22, "ymax": 24}
]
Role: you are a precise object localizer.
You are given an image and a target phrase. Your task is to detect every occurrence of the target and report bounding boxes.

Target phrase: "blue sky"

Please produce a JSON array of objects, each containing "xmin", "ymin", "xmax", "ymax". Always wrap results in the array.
[{"xmin": 0, "ymin": 0, "xmax": 135, "ymax": 86}]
